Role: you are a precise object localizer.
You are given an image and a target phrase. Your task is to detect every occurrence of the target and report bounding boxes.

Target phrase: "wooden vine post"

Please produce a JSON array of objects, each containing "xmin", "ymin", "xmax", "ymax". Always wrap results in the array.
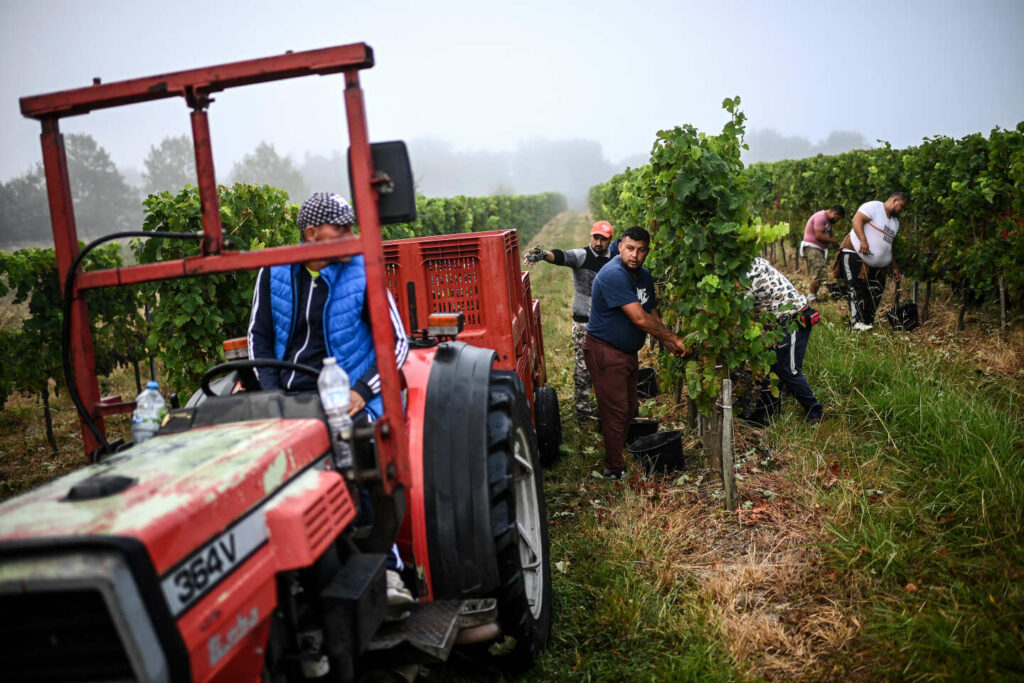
[
  {"xmin": 705, "ymin": 406, "xmax": 720, "ymax": 474},
  {"xmin": 923, "ymin": 280, "xmax": 932, "ymax": 322},
  {"xmin": 956, "ymin": 284, "xmax": 968, "ymax": 334},
  {"xmin": 999, "ymin": 275, "xmax": 1007, "ymax": 334},
  {"xmin": 720, "ymin": 378, "xmax": 737, "ymax": 511}
]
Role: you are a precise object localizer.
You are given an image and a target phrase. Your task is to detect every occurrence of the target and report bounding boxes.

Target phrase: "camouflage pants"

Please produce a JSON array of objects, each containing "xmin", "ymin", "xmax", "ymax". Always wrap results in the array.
[{"xmin": 572, "ymin": 320, "xmax": 594, "ymax": 418}]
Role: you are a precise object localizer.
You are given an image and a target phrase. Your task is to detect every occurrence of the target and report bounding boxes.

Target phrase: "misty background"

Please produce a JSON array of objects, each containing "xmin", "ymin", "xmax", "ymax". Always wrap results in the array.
[{"xmin": 2, "ymin": 0, "xmax": 1022, "ymax": 248}]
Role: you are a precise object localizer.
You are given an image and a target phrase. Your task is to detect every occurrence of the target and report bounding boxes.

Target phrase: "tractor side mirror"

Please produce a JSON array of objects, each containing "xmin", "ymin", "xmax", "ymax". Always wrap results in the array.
[{"xmin": 348, "ymin": 140, "xmax": 417, "ymax": 225}]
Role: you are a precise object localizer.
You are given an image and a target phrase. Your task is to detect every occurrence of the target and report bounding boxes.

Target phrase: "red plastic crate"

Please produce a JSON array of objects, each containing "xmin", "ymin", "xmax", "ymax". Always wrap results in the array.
[{"xmin": 384, "ymin": 229, "xmax": 544, "ymax": 401}]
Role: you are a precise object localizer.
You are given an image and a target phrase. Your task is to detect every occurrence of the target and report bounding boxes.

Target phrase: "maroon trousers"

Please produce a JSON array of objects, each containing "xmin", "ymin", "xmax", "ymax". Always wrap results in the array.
[{"xmin": 583, "ymin": 333, "xmax": 638, "ymax": 471}]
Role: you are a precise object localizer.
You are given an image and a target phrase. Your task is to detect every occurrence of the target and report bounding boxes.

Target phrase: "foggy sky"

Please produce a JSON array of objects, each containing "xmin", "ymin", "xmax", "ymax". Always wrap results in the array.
[{"xmin": 1, "ymin": 0, "xmax": 1022, "ymax": 195}]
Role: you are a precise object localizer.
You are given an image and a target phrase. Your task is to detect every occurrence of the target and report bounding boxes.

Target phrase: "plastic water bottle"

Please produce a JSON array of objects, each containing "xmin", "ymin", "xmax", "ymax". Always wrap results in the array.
[
  {"xmin": 317, "ymin": 358, "xmax": 354, "ymax": 469},
  {"xmin": 131, "ymin": 380, "xmax": 167, "ymax": 444}
]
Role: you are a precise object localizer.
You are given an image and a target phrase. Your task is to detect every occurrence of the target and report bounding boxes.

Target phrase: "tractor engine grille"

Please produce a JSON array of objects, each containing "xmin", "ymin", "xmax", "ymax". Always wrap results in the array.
[
  {"xmin": 0, "ymin": 589, "xmax": 133, "ymax": 682},
  {"xmin": 0, "ymin": 550, "xmax": 169, "ymax": 683}
]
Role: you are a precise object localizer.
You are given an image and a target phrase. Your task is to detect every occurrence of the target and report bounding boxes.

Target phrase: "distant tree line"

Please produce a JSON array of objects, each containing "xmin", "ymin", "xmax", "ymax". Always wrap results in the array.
[
  {"xmin": 1, "ymin": 132, "xmax": 640, "ymax": 250},
  {"xmin": 0, "ymin": 134, "xmax": 313, "ymax": 250}
]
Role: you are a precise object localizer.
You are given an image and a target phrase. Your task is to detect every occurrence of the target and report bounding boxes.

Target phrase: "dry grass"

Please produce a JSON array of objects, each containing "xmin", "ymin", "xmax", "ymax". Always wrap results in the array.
[{"xmin": 584, "ymin": 449, "xmax": 867, "ymax": 681}]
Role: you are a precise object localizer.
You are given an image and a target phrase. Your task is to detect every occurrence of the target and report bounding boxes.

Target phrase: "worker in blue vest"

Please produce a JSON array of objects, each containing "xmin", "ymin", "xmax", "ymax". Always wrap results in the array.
[
  {"xmin": 247, "ymin": 191, "xmax": 412, "ymax": 606},
  {"xmin": 247, "ymin": 192, "xmax": 408, "ymax": 419}
]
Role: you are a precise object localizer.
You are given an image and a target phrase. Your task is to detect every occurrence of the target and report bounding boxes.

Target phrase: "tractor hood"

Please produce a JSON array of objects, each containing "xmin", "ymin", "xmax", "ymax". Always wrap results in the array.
[{"xmin": 0, "ymin": 418, "xmax": 328, "ymax": 575}]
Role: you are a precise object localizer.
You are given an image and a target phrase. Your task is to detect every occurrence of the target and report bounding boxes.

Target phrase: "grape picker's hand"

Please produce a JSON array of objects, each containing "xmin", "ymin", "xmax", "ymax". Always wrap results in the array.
[
  {"xmin": 524, "ymin": 245, "xmax": 546, "ymax": 265},
  {"xmin": 858, "ymin": 242, "xmax": 871, "ymax": 255},
  {"xmin": 667, "ymin": 337, "xmax": 689, "ymax": 357}
]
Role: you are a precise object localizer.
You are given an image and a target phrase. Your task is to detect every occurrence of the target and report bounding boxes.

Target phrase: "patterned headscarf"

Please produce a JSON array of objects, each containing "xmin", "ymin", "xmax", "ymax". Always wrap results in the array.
[{"xmin": 297, "ymin": 192, "xmax": 356, "ymax": 229}]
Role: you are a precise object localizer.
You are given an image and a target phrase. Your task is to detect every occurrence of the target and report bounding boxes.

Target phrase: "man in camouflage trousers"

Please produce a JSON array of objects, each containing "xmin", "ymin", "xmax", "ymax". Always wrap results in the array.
[{"xmin": 525, "ymin": 220, "xmax": 614, "ymax": 423}]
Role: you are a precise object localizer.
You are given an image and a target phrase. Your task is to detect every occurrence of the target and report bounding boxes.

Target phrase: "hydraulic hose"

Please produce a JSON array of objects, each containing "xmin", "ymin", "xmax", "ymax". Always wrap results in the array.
[{"xmin": 62, "ymin": 231, "xmax": 204, "ymax": 457}]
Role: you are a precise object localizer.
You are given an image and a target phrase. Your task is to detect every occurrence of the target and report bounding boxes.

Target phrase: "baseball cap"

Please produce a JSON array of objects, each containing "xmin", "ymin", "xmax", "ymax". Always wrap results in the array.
[{"xmin": 591, "ymin": 221, "xmax": 613, "ymax": 238}]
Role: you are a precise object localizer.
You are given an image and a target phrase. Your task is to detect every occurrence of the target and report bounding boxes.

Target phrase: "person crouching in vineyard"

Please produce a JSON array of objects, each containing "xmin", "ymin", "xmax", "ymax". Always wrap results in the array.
[
  {"xmin": 835, "ymin": 192, "xmax": 907, "ymax": 330},
  {"xmin": 745, "ymin": 257, "xmax": 824, "ymax": 424},
  {"xmin": 583, "ymin": 225, "xmax": 689, "ymax": 479},
  {"xmin": 801, "ymin": 205, "xmax": 845, "ymax": 301},
  {"xmin": 524, "ymin": 220, "xmax": 614, "ymax": 424}
]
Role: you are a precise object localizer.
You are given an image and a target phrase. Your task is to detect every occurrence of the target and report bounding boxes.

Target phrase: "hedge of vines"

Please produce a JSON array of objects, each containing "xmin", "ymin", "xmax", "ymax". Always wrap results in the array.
[
  {"xmin": 0, "ymin": 243, "xmax": 139, "ymax": 450},
  {"xmin": 746, "ymin": 123, "xmax": 1024, "ymax": 306},
  {"xmin": 1, "ymin": 185, "xmax": 568, "ymax": 413},
  {"xmin": 390, "ymin": 191, "xmax": 567, "ymax": 244},
  {"xmin": 588, "ymin": 98, "xmax": 790, "ymax": 414}
]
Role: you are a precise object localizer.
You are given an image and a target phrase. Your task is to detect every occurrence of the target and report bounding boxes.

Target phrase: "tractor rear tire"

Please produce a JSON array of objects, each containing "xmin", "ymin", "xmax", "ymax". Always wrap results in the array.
[
  {"xmin": 534, "ymin": 385, "xmax": 562, "ymax": 467},
  {"xmin": 421, "ymin": 343, "xmax": 551, "ymax": 673},
  {"xmin": 463, "ymin": 371, "xmax": 552, "ymax": 672}
]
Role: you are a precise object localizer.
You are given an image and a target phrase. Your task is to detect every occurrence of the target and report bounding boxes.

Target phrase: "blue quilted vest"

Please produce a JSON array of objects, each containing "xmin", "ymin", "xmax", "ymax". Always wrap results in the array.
[{"xmin": 268, "ymin": 258, "xmax": 382, "ymax": 417}]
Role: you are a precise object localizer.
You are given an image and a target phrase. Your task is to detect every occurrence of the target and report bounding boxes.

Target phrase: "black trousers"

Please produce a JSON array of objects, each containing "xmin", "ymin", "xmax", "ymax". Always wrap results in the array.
[
  {"xmin": 773, "ymin": 325, "xmax": 822, "ymax": 419},
  {"xmin": 839, "ymin": 252, "xmax": 887, "ymax": 325}
]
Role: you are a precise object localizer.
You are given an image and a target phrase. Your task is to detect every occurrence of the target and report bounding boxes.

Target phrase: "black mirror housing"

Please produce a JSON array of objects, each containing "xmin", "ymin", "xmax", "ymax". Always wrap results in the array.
[{"xmin": 349, "ymin": 140, "xmax": 417, "ymax": 225}]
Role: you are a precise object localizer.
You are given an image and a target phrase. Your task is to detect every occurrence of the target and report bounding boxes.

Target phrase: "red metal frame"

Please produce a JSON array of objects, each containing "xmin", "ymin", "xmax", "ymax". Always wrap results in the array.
[{"xmin": 22, "ymin": 43, "xmax": 409, "ymax": 493}]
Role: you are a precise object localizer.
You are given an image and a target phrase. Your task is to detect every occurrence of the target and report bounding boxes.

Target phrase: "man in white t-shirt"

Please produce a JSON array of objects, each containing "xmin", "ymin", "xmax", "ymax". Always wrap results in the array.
[{"xmin": 838, "ymin": 192, "xmax": 907, "ymax": 330}]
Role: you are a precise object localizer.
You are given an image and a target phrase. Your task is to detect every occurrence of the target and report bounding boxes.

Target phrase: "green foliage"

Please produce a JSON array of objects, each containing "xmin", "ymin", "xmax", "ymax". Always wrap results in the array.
[
  {"xmin": 586, "ymin": 168, "xmax": 640, "ymax": 229},
  {"xmin": 3, "ymin": 181, "xmax": 566, "ymax": 421},
  {"xmin": 588, "ymin": 98, "xmax": 784, "ymax": 414},
  {"xmin": 0, "ymin": 243, "xmax": 137, "ymax": 445},
  {"xmin": 0, "ymin": 249, "xmax": 62, "ymax": 405},
  {"xmin": 0, "ymin": 170, "xmax": 50, "ymax": 247},
  {"xmin": 747, "ymin": 122, "xmax": 1024, "ymax": 307},
  {"xmin": 391, "ymin": 192, "xmax": 567, "ymax": 243},
  {"xmin": 135, "ymin": 184, "xmax": 299, "ymax": 400}
]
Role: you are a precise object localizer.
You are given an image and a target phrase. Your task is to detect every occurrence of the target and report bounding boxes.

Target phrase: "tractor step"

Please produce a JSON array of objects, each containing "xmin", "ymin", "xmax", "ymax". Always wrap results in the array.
[{"xmin": 366, "ymin": 598, "xmax": 497, "ymax": 661}]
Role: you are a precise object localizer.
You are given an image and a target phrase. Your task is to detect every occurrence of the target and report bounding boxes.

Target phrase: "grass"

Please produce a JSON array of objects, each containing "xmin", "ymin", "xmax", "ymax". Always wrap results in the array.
[
  {"xmin": 3, "ymin": 214, "xmax": 1023, "ymax": 680},
  {"xmin": 783, "ymin": 317, "xmax": 1024, "ymax": 678}
]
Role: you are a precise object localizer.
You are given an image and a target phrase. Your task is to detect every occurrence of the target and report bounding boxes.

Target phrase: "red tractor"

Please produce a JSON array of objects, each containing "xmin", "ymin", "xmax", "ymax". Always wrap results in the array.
[{"xmin": 0, "ymin": 44, "xmax": 559, "ymax": 681}]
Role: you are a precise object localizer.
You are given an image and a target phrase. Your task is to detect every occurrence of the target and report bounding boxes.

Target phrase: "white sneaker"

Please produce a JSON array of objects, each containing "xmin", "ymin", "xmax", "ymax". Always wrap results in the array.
[
  {"xmin": 852, "ymin": 322, "xmax": 873, "ymax": 331},
  {"xmin": 386, "ymin": 569, "xmax": 414, "ymax": 606}
]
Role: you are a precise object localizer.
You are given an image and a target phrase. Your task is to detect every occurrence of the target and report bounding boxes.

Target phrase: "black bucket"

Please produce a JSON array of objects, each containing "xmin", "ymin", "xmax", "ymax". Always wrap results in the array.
[
  {"xmin": 886, "ymin": 302, "xmax": 920, "ymax": 332},
  {"xmin": 628, "ymin": 430, "xmax": 684, "ymax": 475},
  {"xmin": 627, "ymin": 418, "xmax": 660, "ymax": 444},
  {"xmin": 638, "ymin": 367, "xmax": 659, "ymax": 399}
]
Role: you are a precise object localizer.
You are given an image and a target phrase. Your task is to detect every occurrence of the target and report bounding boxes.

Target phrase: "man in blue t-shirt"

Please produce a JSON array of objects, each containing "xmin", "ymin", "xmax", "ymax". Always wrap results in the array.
[{"xmin": 584, "ymin": 225, "xmax": 689, "ymax": 479}]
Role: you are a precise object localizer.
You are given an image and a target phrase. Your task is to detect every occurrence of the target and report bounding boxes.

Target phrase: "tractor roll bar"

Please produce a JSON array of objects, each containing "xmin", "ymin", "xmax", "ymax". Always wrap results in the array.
[
  {"xmin": 20, "ymin": 43, "xmax": 374, "ymax": 119},
  {"xmin": 21, "ymin": 43, "xmax": 409, "ymax": 494}
]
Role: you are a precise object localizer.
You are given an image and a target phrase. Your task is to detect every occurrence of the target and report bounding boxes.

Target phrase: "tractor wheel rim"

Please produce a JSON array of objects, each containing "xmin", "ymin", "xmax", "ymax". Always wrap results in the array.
[{"xmin": 512, "ymin": 426, "xmax": 545, "ymax": 619}]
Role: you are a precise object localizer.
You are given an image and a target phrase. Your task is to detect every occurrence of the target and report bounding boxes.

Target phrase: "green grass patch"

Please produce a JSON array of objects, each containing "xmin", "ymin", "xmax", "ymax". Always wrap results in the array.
[{"xmin": 771, "ymin": 309, "xmax": 1024, "ymax": 679}]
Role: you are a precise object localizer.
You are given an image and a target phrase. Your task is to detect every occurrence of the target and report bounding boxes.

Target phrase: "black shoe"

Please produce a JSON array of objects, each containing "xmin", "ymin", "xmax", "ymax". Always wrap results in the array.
[
  {"xmin": 805, "ymin": 413, "xmax": 824, "ymax": 425},
  {"xmin": 602, "ymin": 467, "xmax": 625, "ymax": 480}
]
